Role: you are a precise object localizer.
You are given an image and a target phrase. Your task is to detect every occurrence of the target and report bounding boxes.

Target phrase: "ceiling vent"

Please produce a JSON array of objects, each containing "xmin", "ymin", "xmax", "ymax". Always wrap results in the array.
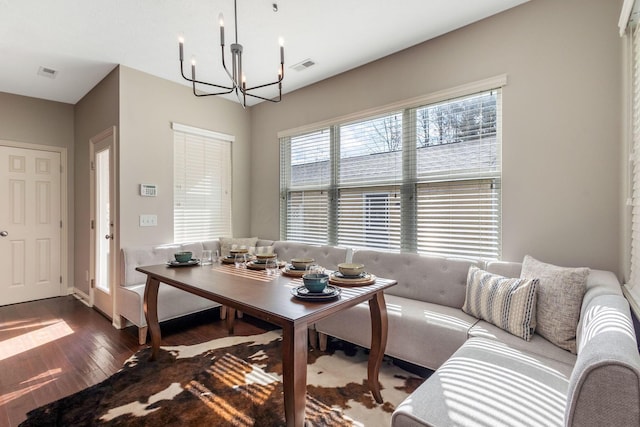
[
  {"xmin": 291, "ymin": 59, "xmax": 315, "ymax": 72},
  {"xmin": 37, "ymin": 66, "xmax": 58, "ymax": 79}
]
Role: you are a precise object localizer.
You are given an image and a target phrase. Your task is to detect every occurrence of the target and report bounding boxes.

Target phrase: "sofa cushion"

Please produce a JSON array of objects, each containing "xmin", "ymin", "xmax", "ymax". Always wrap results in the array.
[
  {"xmin": 315, "ymin": 294, "xmax": 479, "ymax": 370},
  {"xmin": 566, "ymin": 294, "xmax": 640, "ymax": 427},
  {"xmin": 352, "ymin": 250, "xmax": 481, "ymax": 308},
  {"xmin": 392, "ymin": 337, "xmax": 574, "ymax": 427},
  {"xmin": 463, "ymin": 266, "xmax": 538, "ymax": 341},
  {"xmin": 218, "ymin": 236, "xmax": 258, "ymax": 256},
  {"xmin": 520, "ymin": 255, "xmax": 589, "ymax": 354},
  {"xmin": 468, "ymin": 321, "xmax": 577, "ymax": 366}
]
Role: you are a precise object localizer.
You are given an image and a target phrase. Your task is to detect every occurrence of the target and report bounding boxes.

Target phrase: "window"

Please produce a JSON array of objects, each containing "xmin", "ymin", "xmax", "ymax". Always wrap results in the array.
[
  {"xmin": 280, "ymin": 83, "xmax": 503, "ymax": 260},
  {"xmin": 173, "ymin": 123, "xmax": 233, "ymax": 242}
]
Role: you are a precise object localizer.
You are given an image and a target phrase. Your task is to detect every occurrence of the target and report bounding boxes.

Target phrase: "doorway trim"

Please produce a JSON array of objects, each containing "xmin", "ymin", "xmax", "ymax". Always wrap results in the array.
[
  {"xmin": 89, "ymin": 127, "xmax": 118, "ymax": 321},
  {"xmin": 0, "ymin": 139, "xmax": 69, "ymax": 296}
]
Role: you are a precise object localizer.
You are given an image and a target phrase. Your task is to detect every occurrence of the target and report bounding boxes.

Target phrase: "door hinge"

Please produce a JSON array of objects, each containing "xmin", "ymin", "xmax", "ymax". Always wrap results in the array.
[
  {"xmin": 60, "ymin": 276, "xmax": 63, "ymax": 284},
  {"xmin": 90, "ymin": 219, "xmax": 94, "ymax": 230},
  {"xmin": 90, "ymin": 279, "xmax": 94, "ymax": 288},
  {"xmin": 91, "ymin": 161, "xmax": 95, "ymax": 171},
  {"xmin": 60, "ymin": 220, "xmax": 63, "ymax": 228}
]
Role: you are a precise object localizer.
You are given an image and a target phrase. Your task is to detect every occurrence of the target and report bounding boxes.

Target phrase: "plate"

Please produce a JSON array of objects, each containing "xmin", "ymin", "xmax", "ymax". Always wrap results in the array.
[
  {"xmin": 333, "ymin": 271, "xmax": 366, "ymax": 279},
  {"xmin": 282, "ymin": 265, "xmax": 306, "ymax": 277},
  {"xmin": 291, "ymin": 285, "xmax": 341, "ymax": 301},
  {"xmin": 329, "ymin": 272, "xmax": 377, "ymax": 286},
  {"xmin": 166, "ymin": 259, "xmax": 200, "ymax": 267},
  {"xmin": 247, "ymin": 260, "xmax": 286, "ymax": 270}
]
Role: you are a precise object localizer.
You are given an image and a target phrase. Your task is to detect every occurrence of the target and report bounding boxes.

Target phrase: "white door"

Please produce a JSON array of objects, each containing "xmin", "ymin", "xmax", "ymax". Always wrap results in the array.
[
  {"xmin": 0, "ymin": 146, "xmax": 62, "ymax": 305},
  {"xmin": 90, "ymin": 128, "xmax": 116, "ymax": 318}
]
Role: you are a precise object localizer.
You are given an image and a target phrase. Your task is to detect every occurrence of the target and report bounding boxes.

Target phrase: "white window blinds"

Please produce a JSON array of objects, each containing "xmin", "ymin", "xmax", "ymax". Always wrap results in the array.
[
  {"xmin": 173, "ymin": 123, "xmax": 232, "ymax": 242},
  {"xmin": 626, "ymin": 18, "xmax": 640, "ymax": 313},
  {"xmin": 280, "ymin": 87, "xmax": 502, "ymax": 259}
]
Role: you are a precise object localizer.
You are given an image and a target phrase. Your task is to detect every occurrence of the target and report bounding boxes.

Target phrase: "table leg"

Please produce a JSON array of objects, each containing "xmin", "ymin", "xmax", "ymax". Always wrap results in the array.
[
  {"xmin": 143, "ymin": 276, "xmax": 161, "ymax": 361},
  {"xmin": 368, "ymin": 291, "xmax": 388, "ymax": 403},
  {"xmin": 226, "ymin": 307, "xmax": 236, "ymax": 335},
  {"xmin": 282, "ymin": 323, "xmax": 308, "ymax": 427}
]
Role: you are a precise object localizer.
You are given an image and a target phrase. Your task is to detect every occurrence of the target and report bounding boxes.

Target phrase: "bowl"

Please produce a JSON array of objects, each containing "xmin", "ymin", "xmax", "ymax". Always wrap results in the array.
[
  {"xmin": 338, "ymin": 263, "xmax": 365, "ymax": 277},
  {"xmin": 291, "ymin": 257, "xmax": 315, "ymax": 270},
  {"xmin": 229, "ymin": 248, "xmax": 249, "ymax": 255},
  {"xmin": 174, "ymin": 251, "xmax": 193, "ymax": 263},
  {"xmin": 302, "ymin": 273, "xmax": 329, "ymax": 293},
  {"xmin": 256, "ymin": 253, "xmax": 276, "ymax": 260}
]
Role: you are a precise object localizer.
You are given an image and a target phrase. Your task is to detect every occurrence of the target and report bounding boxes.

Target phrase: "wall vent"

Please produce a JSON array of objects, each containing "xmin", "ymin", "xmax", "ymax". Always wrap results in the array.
[
  {"xmin": 291, "ymin": 59, "xmax": 315, "ymax": 72},
  {"xmin": 37, "ymin": 66, "xmax": 58, "ymax": 79}
]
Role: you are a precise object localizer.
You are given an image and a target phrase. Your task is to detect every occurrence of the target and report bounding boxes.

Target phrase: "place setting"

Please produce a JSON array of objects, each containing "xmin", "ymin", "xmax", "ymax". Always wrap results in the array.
[
  {"xmin": 290, "ymin": 267, "xmax": 341, "ymax": 302},
  {"xmin": 328, "ymin": 263, "xmax": 377, "ymax": 286},
  {"xmin": 166, "ymin": 251, "xmax": 200, "ymax": 267}
]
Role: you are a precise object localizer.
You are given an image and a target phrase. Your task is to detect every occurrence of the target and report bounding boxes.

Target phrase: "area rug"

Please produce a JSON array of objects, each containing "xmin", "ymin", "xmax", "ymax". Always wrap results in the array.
[{"xmin": 20, "ymin": 330, "xmax": 426, "ymax": 426}]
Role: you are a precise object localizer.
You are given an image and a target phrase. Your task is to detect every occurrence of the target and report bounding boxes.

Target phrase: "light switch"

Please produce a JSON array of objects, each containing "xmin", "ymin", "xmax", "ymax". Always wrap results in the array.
[{"xmin": 139, "ymin": 214, "xmax": 157, "ymax": 227}]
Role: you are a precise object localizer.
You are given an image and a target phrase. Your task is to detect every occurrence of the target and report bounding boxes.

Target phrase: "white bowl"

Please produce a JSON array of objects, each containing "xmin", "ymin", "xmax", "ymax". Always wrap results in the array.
[
  {"xmin": 338, "ymin": 263, "xmax": 365, "ymax": 277},
  {"xmin": 291, "ymin": 257, "xmax": 315, "ymax": 269}
]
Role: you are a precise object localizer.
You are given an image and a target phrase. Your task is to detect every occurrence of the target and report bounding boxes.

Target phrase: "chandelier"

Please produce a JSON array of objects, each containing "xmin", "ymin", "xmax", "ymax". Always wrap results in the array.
[{"xmin": 178, "ymin": 0, "xmax": 284, "ymax": 108}]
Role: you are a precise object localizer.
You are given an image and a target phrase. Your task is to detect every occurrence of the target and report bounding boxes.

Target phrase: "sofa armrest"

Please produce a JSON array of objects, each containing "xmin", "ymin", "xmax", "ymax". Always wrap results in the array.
[{"xmin": 565, "ymin": 294, "xmax": 640, "ymax": 426}]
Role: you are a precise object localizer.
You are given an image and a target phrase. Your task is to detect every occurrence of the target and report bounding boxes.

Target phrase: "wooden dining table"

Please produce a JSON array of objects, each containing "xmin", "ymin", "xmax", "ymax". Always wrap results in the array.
[{"xmin": 136, "ymin": 262, "xmax": 397, "ymax": 427}]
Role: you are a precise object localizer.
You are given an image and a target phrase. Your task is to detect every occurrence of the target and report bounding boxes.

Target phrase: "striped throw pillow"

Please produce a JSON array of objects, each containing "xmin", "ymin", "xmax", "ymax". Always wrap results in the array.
[{"xmin": 463, "ymin": 266, "xmax": 538, "ymax": 341}]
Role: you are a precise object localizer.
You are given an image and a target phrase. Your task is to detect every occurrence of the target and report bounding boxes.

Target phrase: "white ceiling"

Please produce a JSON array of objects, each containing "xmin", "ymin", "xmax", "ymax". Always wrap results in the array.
[{"xmin": 0, "ymin": 0, "xmax": 529, "ymax": 106}]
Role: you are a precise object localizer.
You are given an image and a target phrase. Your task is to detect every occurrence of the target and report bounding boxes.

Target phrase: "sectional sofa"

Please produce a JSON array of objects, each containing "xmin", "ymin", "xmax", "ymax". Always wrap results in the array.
[{"xmin": 118, "ymin": 239, "xmax": 640, "ymax": 426}]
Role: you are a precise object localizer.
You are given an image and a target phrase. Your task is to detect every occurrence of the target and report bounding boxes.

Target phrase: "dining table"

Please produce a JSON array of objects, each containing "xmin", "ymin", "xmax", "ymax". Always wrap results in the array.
[{"xmin": 136, "ymin": 261, "xmax": 397, "ymax": 427}]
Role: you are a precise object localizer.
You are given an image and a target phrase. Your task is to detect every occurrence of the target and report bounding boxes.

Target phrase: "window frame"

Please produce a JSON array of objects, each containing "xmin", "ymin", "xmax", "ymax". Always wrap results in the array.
[{"xmin": 279, "ymin": 76, "xmax": 506, "ymax": 260}]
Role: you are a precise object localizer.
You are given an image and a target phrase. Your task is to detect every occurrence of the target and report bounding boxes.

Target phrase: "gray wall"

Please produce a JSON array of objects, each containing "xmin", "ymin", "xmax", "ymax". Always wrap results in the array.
[
  {"xmin": 118, "ymin": 66, "xmax": 252, "ymax": 249},
  {"xmin": 0, "ymin": 91, "xmax": 75, "ymax": 291},
  {"xmin": 73, "ymin": 67, "xmax": 120, "ymax": 296},
  {"xmin": 250, "ymin": 0, "xmax": 624, "ymax": 274}
]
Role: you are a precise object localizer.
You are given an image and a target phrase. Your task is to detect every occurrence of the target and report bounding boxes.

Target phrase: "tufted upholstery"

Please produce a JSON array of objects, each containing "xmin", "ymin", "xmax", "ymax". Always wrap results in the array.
[
  {"xmin": 272, "ymin": 241, "xmax": 351, "ymax": 270},
  {"xmin": 353, "ymin": 250, "xmax": 481, "ymax": 308}
]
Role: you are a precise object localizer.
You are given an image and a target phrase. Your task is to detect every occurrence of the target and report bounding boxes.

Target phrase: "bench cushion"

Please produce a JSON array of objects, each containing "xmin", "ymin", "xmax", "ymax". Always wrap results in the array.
[
  {"xmin": 392, "ymin": 337, "xmax": 574, "ymax": 427},
  {"xmin": 315, "ymin": 294, "xmax": 479, "ymax": 370}
]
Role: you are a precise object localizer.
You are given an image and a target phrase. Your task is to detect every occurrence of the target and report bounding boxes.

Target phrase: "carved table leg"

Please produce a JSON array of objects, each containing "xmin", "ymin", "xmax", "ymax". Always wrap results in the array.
[
  {"xmin": 368, "ymin": 291, "xmax": 388, "ymax": 403},
  {"xmin": 143, "ymin": 276, "xmax": 161, "ymax": 361}
]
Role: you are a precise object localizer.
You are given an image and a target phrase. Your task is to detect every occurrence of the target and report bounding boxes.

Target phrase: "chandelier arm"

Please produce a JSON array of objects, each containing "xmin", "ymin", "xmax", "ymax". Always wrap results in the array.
[
  {"xmin": 244, "ymin": 87, "xmax": 282, "ymax": 103},
  {"xmin": 180, "ymin": 59, "xmax": 235, "ymax": 91}
]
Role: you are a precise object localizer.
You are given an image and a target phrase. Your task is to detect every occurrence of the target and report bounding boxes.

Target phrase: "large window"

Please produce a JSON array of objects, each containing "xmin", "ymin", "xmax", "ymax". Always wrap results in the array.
[
  {"xmin": 173, "ymin": 123, "xmax": 233, "ymax": 242},
  {"xmin": 280, "ymin": 85, "xmax": 502, "ymax": 259}
]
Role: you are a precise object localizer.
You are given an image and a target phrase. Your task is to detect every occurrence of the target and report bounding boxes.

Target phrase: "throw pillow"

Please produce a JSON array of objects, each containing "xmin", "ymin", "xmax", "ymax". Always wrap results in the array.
[
  {"xmin": 463, "ymin": 266, "xmax": 538, "ymax": 341},
  {"xmin": 219, "ymin": 236, "xmax": 259, "ymax": 257},
  {"xmin": 520, "ymin": 255, "xmax": 589, "ymax": 354}
]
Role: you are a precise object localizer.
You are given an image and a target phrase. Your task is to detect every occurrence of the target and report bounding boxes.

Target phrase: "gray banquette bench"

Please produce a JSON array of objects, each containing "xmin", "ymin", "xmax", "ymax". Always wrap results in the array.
[
  {"xmin": 118, "ymin": 239, "xmax": 640, "ymax": 426},
  {"xmin": 313, "ymin": 249, "xmax": 640, "ymax": 427}
]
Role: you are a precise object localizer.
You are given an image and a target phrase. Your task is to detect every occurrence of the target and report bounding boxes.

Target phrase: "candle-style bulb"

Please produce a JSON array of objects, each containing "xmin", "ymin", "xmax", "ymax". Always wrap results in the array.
[{"xmin": 219, "ymin": 13, "xmax": 225, "ymax": 45}]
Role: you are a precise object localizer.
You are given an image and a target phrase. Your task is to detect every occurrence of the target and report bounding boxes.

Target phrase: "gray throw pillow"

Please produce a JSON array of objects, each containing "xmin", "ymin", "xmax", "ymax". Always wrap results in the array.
[
  {"xmin": 520, "ymin": 255, "xmax": 589, "ymax": 353},
  {"xmin": 463, "ymin": 266, "xmax": 538, "ymax": 341},
  {"xmin": 219, "ymin": 236, "xmax": 259, "ymax": 257}
]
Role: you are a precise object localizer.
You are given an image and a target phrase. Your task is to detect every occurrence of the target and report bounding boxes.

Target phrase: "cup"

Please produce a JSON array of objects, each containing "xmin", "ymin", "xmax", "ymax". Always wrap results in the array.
[
  {"xmin": 201, "ymin": 249, "xmax": 213, "ymax": 265},
  {"xmin": 234, "ymin": 253, "xmax": 247, "ymax": 269},
  {"xmin": 265, "ymin": 257, "xmax": 279, "ymax": 276},
  {"xmin": 305, "ymin": 263, "xmax": 324, "ymax": 275}
]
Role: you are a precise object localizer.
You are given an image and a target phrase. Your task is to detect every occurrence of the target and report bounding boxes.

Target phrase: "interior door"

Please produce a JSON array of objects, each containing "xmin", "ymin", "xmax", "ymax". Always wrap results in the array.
[
  {"xmin": 90, "ymin": 128, "xmax": 116, "ymax": 318},
  {"xmin": 0, "ymin": 145, "xmax": 62, "ymax": 305}
]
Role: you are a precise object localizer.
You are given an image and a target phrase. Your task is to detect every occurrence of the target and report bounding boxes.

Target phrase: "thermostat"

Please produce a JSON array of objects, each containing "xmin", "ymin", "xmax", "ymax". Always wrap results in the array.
[{"xmin": 140, "ymin": 184, "xmax": 157, "ymax": 197}]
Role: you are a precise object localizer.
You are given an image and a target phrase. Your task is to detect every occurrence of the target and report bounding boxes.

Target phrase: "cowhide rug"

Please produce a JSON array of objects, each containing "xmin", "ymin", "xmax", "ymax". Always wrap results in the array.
[{"xmin": 19, "ymin": 330, "xmax": 426, "ymax": 426}]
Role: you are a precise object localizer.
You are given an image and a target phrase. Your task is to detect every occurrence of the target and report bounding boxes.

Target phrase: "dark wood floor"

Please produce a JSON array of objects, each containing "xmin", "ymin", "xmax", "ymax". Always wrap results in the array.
[{"xmin": 0, "ymin": 296, "xmax": 274, "ymax": 427}]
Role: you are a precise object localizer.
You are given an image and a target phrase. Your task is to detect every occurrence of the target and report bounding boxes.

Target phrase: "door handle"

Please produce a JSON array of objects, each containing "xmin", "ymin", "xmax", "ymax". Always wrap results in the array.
[
  {"xmin": 105, "ymin": 234, "xmax": 113, "ymax": 240},
  {"xmin": 0, "ymin": 231, "xmax": 7, "ymax": 237}
]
